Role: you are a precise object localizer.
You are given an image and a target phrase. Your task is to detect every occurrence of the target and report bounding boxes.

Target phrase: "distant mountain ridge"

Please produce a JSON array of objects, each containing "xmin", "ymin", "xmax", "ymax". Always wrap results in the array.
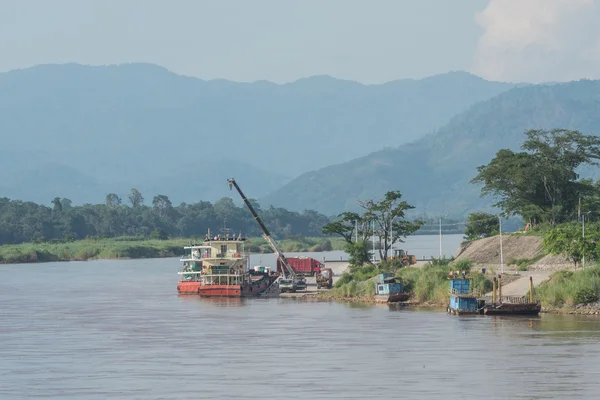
[
  {"xmin": 262, "ymin": 79, "xmax": 600, "ymax": 217},
  {"xmin": 0, "ymin": 63, "xmax": 515, "ymax": 205}
]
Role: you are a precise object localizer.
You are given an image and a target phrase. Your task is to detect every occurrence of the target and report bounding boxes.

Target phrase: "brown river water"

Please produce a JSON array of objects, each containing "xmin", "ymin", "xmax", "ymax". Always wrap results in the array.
[{"xmin": 2, "ymin": 257, "xmax": 600, "ymax": 399}]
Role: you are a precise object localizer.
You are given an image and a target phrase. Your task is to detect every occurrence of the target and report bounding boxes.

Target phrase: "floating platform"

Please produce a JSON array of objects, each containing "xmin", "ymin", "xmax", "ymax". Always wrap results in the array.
[
  {"xmin": 482, "ymin": 302, "xmax": 541, "ymax": 315},
  {"xmin": 375, "ymin": 293, "xmax": 410, "ymax": 303}
]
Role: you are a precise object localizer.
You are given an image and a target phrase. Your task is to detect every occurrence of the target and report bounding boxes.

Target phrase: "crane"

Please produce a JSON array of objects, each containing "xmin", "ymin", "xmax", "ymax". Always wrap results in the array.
[{"xmin": 227, "ymin": 178, "xmax": 306, "ymax": 292}]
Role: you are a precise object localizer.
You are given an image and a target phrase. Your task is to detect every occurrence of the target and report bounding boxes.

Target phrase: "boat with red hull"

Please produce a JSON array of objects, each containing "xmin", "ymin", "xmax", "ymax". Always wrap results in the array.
[{"xmin": 177, "ymin": 233, "xmax": 278, "ymax": 297}]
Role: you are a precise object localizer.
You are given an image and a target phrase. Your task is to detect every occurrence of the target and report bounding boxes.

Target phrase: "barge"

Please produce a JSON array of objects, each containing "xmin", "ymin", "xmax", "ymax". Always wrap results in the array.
[
  {"xmin": 482, "ymin": 276, "xmax": 541, "ymax": 316},
  {"xmin": 177, "ymin": 233, "xmax": 278, "ymax": 297}
]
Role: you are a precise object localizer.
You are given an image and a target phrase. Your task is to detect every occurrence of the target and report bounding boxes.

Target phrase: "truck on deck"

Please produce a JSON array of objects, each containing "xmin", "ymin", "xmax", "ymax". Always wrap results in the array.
[
  {"xmin": 276, "ymin": 257, "xmax": 323, "ymax": 277},
  {"xmin": 316, "ymin": 268, "xmax": 333, "ymax": 289}
]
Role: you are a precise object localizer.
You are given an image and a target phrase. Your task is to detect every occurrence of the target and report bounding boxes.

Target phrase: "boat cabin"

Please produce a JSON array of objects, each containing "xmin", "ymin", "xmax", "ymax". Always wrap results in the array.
[
  {"xmin": 375, "ymin": 274, "xmax": 404, "ymax": 295},
  {"xmin": 178, "ymin": 235, "xmax": 250, "ymax": 286},
  {"xmin": 447, "ymin": 272, "xmax": 485, "ymax": 315}
]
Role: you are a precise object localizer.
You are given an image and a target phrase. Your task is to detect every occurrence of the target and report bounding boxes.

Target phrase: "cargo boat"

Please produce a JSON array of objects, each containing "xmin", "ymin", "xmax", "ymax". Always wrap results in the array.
[
  {"xmin": 374, "ymin": 274, "xmax": 409, "ymax": 303},
  {"xmin": 177, "ymin": 233, "xmax": 278, "ymax": 297}
]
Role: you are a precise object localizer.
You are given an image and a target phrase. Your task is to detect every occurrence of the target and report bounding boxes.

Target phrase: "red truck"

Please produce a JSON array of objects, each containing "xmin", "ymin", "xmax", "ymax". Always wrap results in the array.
[{"xmin": 276, "ymin": 257, "xmax": 323, "ymax": 277}]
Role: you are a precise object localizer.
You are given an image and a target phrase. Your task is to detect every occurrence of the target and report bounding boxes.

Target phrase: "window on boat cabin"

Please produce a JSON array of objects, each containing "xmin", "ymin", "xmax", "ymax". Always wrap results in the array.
[{"xmin": 220, "ymin": 244, "xmax": 227, "ymax": 256}]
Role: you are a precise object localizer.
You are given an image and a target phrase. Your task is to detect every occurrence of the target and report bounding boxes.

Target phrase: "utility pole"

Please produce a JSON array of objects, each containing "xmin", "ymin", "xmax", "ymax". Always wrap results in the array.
[
  {"xmin": 439, "ymin": 217, "xmax": 442, "ymax": 259},
  {"xmin": 499, "ymin": 216, "xmax": 504, "ymax": 274},
  {"xmin": 355, "ymin": 220, "xmax": 358, "ymax": 243},
  {"xmin": 372, "ymin": 220, "xmax": 376, "ymax": 262},
  {"xmin": 439, "ymin": 213, "xmax": 447, "ymax": 259},
  {"xmin": 583, "ymin": 213, "xmax": 586, "ymax": 269},
  {"xmin": 582, "ymin": 211, "xmax": 590, "ymax": 269},
  {"xmin": 390, "ymin": 221, "xmax": 393, "ymax": 255}
]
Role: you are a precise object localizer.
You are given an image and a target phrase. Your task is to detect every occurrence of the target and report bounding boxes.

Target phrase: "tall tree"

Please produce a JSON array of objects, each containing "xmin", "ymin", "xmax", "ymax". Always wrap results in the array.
[
  {"xmin": 105, "ymin": 193, "xmax": 122, "ymax": 208},
  {"xmin": 128, "ymin": 188, "xmax": 144, "ymax": 208},
  {"xmin": 152, "ymin": 194, "xmax": 173, "ymax": 219},
  {"xmin": 464, "ymin": 212, "xmax": 499, "ymax": 240},
  {"xmin": 51, "ymin": 197, "xmax": 62, "ymax": 213},
  {"xmin": 472, "ymin": 129, "xmax": 600, "ymax": 225},
  {"xmin": 359, "ymin": 191, "xmax": 423, "ymax": 261},
  {"xmin": 322, "ymin": 192, "xmax": 422, "ymax": 263}
]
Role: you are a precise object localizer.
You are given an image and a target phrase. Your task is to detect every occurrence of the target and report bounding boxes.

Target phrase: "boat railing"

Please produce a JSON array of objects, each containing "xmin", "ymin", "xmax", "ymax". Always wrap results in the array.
[
  {"xmin": 483, "ymin": 295, "xmax": 537, "ymax": 304},
  {"xmin": 449, "ymin": 288, "xmax": 483, "ymax": 297}
]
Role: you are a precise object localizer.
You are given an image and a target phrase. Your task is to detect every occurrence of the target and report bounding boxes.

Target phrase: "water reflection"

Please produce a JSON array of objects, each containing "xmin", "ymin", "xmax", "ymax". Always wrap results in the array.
[{"xmin": 177, "ymin": 295, "xmax": 247, "ymax": 307}]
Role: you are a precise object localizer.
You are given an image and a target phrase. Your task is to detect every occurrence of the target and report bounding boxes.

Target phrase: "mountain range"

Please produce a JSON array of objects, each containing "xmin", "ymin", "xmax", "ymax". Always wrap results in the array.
[
  {"xmin": 262, "ymin": 79, "xmax": 600, "ymax": 216},
  {"xmin": 0, "ymin": 63, "xmax": 515, "ymax": 206}
]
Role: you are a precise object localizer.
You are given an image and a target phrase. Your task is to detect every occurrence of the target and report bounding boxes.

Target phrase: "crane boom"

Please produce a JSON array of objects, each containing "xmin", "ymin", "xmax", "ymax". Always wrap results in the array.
[{"xmin": 227, "ymin": 178, "xmax": 296, "ymax": 278}]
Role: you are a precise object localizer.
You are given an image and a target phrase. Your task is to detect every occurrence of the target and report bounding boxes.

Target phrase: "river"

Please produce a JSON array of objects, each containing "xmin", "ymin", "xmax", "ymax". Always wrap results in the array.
[{"xmin": 1, "ymin": 257, "xmax": 600, "ymax": 399}]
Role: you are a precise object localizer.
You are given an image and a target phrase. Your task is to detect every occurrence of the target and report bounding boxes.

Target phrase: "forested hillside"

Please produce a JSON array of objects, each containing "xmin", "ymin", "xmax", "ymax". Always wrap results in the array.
[{"xmin": 263, "ymin": 79, "xmax": 600, "ymax": 216}]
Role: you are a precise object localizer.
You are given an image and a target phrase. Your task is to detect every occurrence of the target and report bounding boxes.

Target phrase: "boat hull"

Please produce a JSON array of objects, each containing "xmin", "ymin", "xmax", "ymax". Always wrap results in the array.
[
  {"xmin": 177, "ymin": 274, "xmax": 276, "ymax": 297},
  {"xmin": 483, "ymin": 302, "xmax": 541, "ymax": 315},
  {"xmin": 374, "ymin": 293, "xmax": 410, "ymax": 303}
]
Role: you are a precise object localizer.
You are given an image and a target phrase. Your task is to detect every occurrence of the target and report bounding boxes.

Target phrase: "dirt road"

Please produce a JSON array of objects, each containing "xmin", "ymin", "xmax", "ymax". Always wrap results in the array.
[{"xmin": 487, "ymin": 270, "xmax": 553, "ymax": 297}]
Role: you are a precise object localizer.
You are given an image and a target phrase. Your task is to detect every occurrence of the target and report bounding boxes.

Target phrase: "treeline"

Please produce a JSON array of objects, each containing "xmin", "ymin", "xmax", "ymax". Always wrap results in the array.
[{"xmin": 0, "ymin": 190, "xmax": 331, "ymax": 245}]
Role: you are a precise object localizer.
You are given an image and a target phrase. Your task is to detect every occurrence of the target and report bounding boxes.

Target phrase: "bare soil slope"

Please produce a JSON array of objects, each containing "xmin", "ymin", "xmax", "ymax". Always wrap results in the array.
[{"xmin": 455, "ymin": 234, "xmax": 571, "ymax": 271}]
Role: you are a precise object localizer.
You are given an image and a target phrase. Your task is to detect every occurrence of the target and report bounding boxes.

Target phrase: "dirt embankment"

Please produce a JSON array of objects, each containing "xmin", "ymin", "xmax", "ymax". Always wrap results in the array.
[{"xmin": 454, "ymin": 234, "xmax": 572, "ymax": 272}]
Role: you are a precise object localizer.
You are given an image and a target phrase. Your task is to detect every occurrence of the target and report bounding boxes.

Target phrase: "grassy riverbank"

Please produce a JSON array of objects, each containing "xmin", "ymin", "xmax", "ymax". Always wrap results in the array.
[
  {"xmin": 535, "ymin": 266, "xmax": 600, "ymax": 312},
  {"xmin": 0, "ymin": 236, "xmax": 345, "ymax": 264},
  {"xmin": 323, "ymin": 260, "xmax": 492, "ymax": 305}
]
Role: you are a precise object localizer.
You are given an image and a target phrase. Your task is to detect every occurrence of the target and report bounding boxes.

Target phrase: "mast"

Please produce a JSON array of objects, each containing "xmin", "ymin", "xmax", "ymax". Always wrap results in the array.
[{"xmin": 227, "ymin": 178, "xmax": 296, "ymax": 278}]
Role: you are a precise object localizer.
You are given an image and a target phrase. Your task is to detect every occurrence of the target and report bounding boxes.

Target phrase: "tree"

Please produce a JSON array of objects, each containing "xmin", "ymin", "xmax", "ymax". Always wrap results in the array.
[
  {"xmin": 128, "ymin": 188, "xmax": 144, "ymax": 208},
  {"xmin": 543, "ymin": 223, "xmax": 599, "ymax": 269},
  {"xmin": 464, "ymin": 212, "xmax": 499, "ymax": 240},
  {"xmin": 321, "ymin": 212, "xmax": 374, "ymax": 266},
  {"xmin": 149, "ymin": 227, "xmax": 169, "ymax": 240},
  {"xmin": 51, "ymin": 197, "xmax": 62, "ymax": 213},
  {"xmin": 321, "ymin": 212, "xmax": 363, "ymax": 243},
  {"xmin": 359, "ymin": 191, "xmax": 424, "ymax": 261},
  {"xmin": 472, "ymin": 129, "xmax": 600, "ymax": 225},
  {"xmin": 152, "ymin": 194, "xmax": 173, "ymax": 219},
  {"xmin": 321, "ymin": 191, "xmax": 423, "ymax": 263},
  {"xmin": 105, "ymin": 193, "xmax": 122, "ymax": 208}
]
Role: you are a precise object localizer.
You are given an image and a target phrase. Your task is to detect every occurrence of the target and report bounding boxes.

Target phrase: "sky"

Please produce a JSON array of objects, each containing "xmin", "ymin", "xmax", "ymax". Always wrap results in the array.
[{"xmin": 0, "ymin": 0, "xmax": 599, "ymax": 84}]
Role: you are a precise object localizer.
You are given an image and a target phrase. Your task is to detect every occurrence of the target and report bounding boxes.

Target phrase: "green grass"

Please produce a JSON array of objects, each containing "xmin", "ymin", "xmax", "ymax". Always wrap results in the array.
[
  {"xmin": 508, "ymin": 254, "xmax": 546, "ymax": 272},
  {"xmin": 0, "ymin": 237, "xmax": 192, "ymax": 264},
  {"xmin": 534, "ymin": 266, "xmax": 600, "ymax": 308},
  {"xmin": 324, "ymin": 259, "xmax": 492, "ymax": 304},
  {"xmin": 0, "ymin": 236, "xmax": 344, "ymax": 264},
  {"xmin": 395, "ymin": 261, "xmax": 491, "ymax": 305}
]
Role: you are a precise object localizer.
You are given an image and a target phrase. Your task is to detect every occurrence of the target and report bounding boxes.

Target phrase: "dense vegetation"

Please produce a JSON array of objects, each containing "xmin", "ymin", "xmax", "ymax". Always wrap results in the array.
[
  {"xmin": 535, "ymin": 267, "xmax": 600, "ymax": 308},
  {"xmin": 264, "ymin": 80, "xmax": 600, "ymax": 215},
  {"xmin": 463, "ymin": 212, "xmax": 500, "ymax": 240},
  {"xmin": 472, "ymin": 129, "xmax": 600, "ymax": 225},
  {"xmin": 0, "ymin": 64, "xmax": 513, "ymax": 205},
  {"xmin": 0, "ymin": 192, "xmax": 331, "ymax": 246}
]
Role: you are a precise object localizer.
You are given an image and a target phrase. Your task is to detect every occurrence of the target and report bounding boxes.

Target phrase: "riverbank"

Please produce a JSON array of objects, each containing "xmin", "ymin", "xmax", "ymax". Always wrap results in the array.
[
  {"xmin": 0, "ymin": 236, "xmax": 345, "ymax": 264},
  {"xmin": 312, "ymin": 236, "xmax": 600, "ymax": 316}
]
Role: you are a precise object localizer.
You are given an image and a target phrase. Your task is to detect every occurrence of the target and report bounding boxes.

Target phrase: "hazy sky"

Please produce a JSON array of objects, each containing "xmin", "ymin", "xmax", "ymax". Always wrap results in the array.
[{"xmin": 1, "ymin": 0, "xmax": 599, "ymax": 83}]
